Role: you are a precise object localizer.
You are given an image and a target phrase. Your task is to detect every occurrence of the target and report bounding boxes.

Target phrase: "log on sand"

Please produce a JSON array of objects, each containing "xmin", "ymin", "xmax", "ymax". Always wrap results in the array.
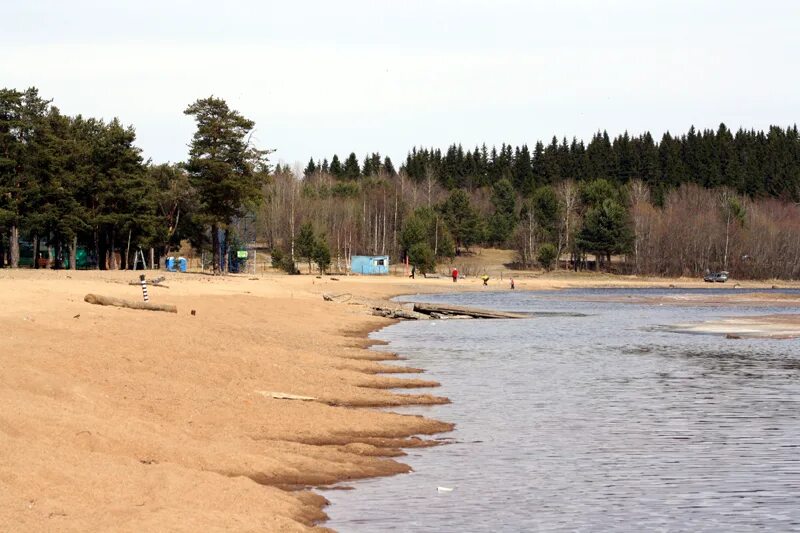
[
  {"xmin": 84, "ymin": 293, "xmax": 178, "ymax": 313},
  {"xmin": 413, "ymin": 303, "xmax": 527, "ymax": 319}
]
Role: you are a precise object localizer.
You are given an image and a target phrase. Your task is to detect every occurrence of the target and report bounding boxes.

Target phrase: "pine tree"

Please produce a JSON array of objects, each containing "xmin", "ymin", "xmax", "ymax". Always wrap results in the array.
[
  {"xmin": 184, "ymin": 96, "xmax": 269, "ymax": 274},
  {"xmin": 0, "ymin": 87, "xmax": 51, "ymax": 267},
  {"xmin": 577, "ymin": 198, "xmax": 633, "ymax": 269},
  {"xmin": 439, "ymin": 189, "xmax": 483, "ymax": 252},
  {"xmin": 312, "ymin": 236, "xmax": 331, "ymax": 273},
  {"xmin": 295, "ymin": 221, "xmax": 315, "ymax": 273}
]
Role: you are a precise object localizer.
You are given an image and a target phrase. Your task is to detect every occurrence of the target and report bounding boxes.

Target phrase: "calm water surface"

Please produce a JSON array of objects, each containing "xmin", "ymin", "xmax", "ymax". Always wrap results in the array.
[{"xmin": 325, "ymin": 288, "xmax": 800, "ymax": 532}]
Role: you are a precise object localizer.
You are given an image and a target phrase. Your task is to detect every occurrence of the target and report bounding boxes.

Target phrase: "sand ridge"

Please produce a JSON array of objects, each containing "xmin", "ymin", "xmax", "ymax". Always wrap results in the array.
[{"xmin": 0, "ymin": 270, "xmax": 460, "ymax": 531}]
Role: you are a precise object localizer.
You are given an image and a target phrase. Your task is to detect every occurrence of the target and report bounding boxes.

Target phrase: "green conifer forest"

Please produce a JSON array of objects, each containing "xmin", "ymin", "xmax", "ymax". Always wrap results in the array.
[{"xmin": 3, "ymin": 86, "xmax": 800, "ymax": 278}]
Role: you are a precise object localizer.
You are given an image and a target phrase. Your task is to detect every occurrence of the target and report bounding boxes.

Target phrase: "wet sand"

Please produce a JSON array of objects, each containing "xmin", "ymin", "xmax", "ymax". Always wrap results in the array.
[
  {"xmin": 1, "ymin": 269, "xmax": 797, "ymax": 531},
  {"xmin": 567, "ymin": 290, "xmax": 800, "ymax": 308},
  {"xmin": 666, "ymin": 313, "xmax": 800, "ymax": 339},
  {"xmin": 556, "ymin": 288, "xmax": 800, "ymax": 339}
]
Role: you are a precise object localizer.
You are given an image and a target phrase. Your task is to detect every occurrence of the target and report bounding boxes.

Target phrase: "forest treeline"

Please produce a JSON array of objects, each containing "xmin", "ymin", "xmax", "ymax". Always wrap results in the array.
[
  {"xmin": 2, "ymin": 86, "xmax": 799, "ymax": 278},
  {"xmin": 308, "ymin": 125, "xmax": 800, "ymax": 203},
  {"xmin": 0, "ymin": 87, "xmax": 267, "ymax": 272}
]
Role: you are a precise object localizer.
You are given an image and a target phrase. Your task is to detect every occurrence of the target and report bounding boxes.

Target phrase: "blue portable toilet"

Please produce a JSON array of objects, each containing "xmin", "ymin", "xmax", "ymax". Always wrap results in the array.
[
  {"xmin": 166, "ymin": 256, "xmax": 176, "ymax": 272},
  {"xmin": 350, "ymin": 255, "xmax": 389, "ymax": 275},
  {"xmin": 178, "ymin": 257, "xmax": 187, "ymax": 272}
]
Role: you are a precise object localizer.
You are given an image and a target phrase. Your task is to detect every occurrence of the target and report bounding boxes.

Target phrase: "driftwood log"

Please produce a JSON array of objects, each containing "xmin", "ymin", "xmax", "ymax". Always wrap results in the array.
[
  {"xmin": 128, "ymin": 276, "xmax": 168, "ymax": 288},
  {"xmin": 255, "ymin": 391, "xmax": 318, "ymax": 401},
  {"xmin": 371, "ymin": 307, "xmax": 429, "ymax": 320},
  {"xmin": 127, "ymin": 281, "xmax": 169, "ymax": 288},
  {"xmin": 84, "ymin": 293, "xmax": 178, "ymax": 313},
  {"xmin": 413, "ymin": 303, "xmax": 527, "ymax": 319},
  {"xmin": 322, "ymin": 292, "xmax": 352, "ymax": 303}
]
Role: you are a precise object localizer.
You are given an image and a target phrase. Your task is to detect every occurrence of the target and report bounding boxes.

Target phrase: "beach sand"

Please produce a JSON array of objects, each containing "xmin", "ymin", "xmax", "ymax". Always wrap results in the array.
[{"xmin": 1, "ymin": 268, "xmax": 797, "ymax": 531}]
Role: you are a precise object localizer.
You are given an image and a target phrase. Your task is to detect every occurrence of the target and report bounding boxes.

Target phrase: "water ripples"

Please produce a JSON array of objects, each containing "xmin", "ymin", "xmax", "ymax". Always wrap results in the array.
[{"xmin": 325, "ymin": 289, "xmax": 800, "ymax": 531}]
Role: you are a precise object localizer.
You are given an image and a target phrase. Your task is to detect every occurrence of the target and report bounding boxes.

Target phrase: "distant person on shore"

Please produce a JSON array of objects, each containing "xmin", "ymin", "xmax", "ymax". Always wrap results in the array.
[
  {"xmin": 410, "ymin": 265, "xmax": 416, "ymax": 279},
  {"xmin": 452, "ymin": 268, "xmax": 458, "ymax": 283},
  {"xmin": 510, "ymin": 278, "xmax": 515, "ymax": 290},
  {"xmin": 481, "ymin": 274, "xmax": 489, "ymax": 286}
]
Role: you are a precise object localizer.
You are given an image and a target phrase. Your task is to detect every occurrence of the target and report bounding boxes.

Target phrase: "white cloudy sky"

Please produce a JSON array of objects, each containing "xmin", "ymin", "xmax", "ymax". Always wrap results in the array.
[{"xmin": 3, "ymin": 0, "xmax": 799, "ymax": 168}]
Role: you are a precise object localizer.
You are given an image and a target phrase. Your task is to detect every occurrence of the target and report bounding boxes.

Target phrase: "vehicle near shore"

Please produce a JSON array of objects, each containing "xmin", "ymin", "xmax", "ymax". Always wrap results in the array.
[{"xmin": 704, "ymin": 271, "xmax": 729, "ymax": 282}]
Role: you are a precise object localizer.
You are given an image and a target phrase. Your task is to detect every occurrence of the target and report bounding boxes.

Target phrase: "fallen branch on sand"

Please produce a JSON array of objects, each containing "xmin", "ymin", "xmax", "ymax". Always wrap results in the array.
[
  {"xmin": 128, "ymin": 276, "xmax": 168, "ymax": 288},
  {"xmin": 322, "ymin": 292, "xmax": 352, "ymax": 303},
  {"xmin": 255, "ymin": 391, "xmax": 318, "ymax": 401},
  {"xmin": 84, "ymin": 293, "xmax": 178, "ymax": 313},
  {"xmin": 127, "ymin": 281, "xmax": 169, "ymax": 288}
]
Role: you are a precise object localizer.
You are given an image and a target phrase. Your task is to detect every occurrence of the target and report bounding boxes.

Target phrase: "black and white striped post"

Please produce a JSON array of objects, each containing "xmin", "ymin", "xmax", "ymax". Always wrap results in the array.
[{"xmin": 139, "ymin": 274, "xmax": 149, "ymax": 302}]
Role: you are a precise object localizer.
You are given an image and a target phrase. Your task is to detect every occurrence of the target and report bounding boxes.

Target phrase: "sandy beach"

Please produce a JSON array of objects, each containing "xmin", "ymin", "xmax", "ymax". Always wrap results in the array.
[{"xmin": 1, "ymin": 269, "xmax": 797, "ymax": 531}]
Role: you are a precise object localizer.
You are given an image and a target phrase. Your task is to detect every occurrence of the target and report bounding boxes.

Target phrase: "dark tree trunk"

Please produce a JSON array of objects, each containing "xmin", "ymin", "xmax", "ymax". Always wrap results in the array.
[
  {"xmin": 124, "ymin": 229, "xmax": 132, "ymax": 271},
  {"xmin": 98, "ymin": 230, "xmax": 108, "ymax": 270},
  {"xmin": 94, "ymin": 230, "xmax": 101, "ymax": 270},
  {"xmin": 223, "ymin": 228, "xmax": 230, "ymax": 273},
  {"xmin": 211, "ymin": 223, "xmax": 220, "ymax": 275},
  {"xmin": 53, "ymin": 238, "xmax": 61, "ymax": 269},
  {"xmin": 9, "ymin": 226, "xmax": 20, "ymax": 268},
  {"xmin": 32, "ymin": 235, "xmax": 39, "ymax": 269},
  {"xmin": 110, "ymin": 229, "xmax": 117, "ymax": 270},
  {"xmin": 69, "ymin": 236, "xmax": 77, "ymax": 271}
]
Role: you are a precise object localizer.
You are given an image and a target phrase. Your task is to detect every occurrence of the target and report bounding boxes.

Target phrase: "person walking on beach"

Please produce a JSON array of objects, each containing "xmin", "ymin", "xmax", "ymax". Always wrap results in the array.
[
  {"xmin": 452, "ymin": 268, "xmax": 458, "ymax": 283},
  {"xmin": 481, "ymin": 274, "xmax": 489, "ymax": 286},
  {"xmin": 410, "ymin": 265, "xmax": 416, "ymax": 279},
  {"xmin": 510, "ymin": 278, "xmax": 515, "ymax": 290}
]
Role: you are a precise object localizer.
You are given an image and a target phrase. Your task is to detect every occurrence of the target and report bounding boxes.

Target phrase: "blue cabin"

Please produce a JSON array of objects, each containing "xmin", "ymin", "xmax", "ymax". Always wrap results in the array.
[{"xmin": 351, "ymin": 255, "xmax": 389, "ymax": 275}]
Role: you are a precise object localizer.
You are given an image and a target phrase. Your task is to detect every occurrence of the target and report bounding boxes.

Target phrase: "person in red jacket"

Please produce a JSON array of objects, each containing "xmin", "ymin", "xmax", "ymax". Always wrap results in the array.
[{"xmin": 451, "ymin": 268, "xmax": 458, "ymax": 282}]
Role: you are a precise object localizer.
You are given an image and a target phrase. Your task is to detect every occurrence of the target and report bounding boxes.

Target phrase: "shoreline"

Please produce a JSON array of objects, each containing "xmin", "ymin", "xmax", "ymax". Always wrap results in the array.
[
  {"xmin": 0, "ymin": 270, "xmax": 470, "ymax": 532},
  {"xmin": 2, "ymin": 270, "xmax": 799, "ymax": 531}
]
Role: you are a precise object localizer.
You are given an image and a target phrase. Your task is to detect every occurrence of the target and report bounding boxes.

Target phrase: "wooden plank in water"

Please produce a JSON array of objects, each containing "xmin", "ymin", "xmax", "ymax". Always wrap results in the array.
[{"xmin": 412, "ymin": 303, "xmax": 527, "ymax": 319}]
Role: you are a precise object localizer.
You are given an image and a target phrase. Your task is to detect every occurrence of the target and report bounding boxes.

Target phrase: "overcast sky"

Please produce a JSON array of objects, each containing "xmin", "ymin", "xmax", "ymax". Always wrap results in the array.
[{"xmin": 3, "ymin": 0, "xmax": 799, "ymax": 169}]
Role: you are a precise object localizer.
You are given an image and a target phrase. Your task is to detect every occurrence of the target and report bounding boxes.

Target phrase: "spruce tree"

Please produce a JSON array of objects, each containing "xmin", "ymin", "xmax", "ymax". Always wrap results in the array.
[
  {"xmin": 531, "ymin": 185, "xmax": 560, "ymax": 242},
  {"xmin": 361, "ymin": 153, "xmax": 375, "ymax": 177},
  {"xmin": 329, "ymin": 154, "xmax": 343, "ymax": 178},
  {"xmin": 343, "ymin": 153, "xmax": 360, "ymax": 179},
  {"xmin": 383, "ymin": 156, "xmax": 396, "ymax": 177},
  {"xmin": 513, "ymin": 144, "xmax": 534, "ymax": 195},
  {"xmin": 303, "ymin": 158, "xmax": 317, "ymax": 178},
  {"xmin": 488, "ymin": 178, "xmax": 516, "ymax": 244}
]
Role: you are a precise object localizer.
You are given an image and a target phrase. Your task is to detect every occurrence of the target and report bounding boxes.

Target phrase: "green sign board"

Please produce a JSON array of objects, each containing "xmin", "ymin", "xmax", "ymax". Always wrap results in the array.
[{"xmin": 237, "ymin": 250, "xmax": 248, "ymax": 259}]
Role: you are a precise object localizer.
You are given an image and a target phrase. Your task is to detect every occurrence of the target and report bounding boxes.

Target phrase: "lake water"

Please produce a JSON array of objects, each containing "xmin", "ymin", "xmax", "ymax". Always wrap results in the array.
[{"xmin": 324, "ymin": 288, "xmax": 800, "ymax": 532}]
